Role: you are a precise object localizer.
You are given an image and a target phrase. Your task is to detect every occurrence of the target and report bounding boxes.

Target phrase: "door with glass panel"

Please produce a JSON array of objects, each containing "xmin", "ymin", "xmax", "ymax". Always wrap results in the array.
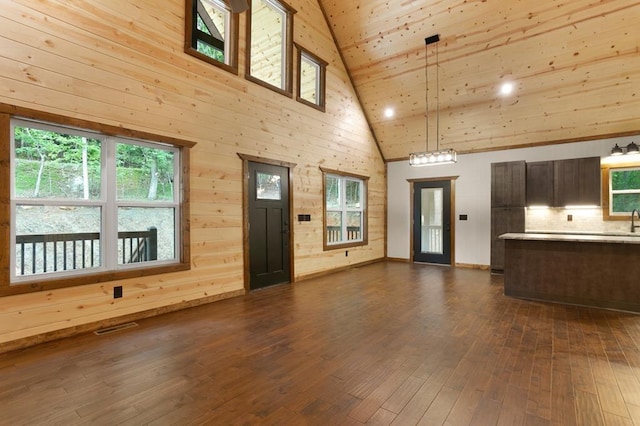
[
  {"xmin": 248, "ymin": 161, "xmax": 290, "ymax": 289},
  {"xmin": 413, "ymin": 180, "xmax": 452, "ymax": 264}
]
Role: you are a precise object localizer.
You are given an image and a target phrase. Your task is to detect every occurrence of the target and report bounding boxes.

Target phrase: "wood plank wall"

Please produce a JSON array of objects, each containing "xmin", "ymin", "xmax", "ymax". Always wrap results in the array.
[{"xmin": 0, "ymin": 0, "xmax": 386, "ymax": 348}]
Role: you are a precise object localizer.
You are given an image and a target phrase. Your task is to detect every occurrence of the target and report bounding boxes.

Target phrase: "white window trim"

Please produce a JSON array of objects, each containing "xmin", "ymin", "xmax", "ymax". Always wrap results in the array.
[
  {"xmin": 609, "ymin": 166, "xmax": 640, "ymax": 216},
  {"xmin": 326, "ymin": 173, "xmax": 365, "ymax": 246}
]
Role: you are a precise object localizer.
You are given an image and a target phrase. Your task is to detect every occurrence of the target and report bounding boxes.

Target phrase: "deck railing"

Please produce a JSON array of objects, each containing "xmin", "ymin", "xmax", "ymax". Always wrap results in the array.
[
  {"xmin": 327, "ymin": 226, "xmax": 361, "ymax": 243},
  {"xmin": 15, "ymin": 227, "xmax": 157, "ymax": 276}
]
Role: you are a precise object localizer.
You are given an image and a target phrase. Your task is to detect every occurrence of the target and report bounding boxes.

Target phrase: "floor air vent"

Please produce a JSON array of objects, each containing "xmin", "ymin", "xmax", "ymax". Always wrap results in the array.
[{"xmin": 94, "ymin": 322, "xmax": 138, "ymax": 336}]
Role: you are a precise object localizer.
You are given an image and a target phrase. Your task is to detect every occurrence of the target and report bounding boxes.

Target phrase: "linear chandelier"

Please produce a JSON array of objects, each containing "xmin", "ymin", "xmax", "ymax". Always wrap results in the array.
[{"xmin": 409, "ymin": 34, "xmax": 457, "ymax": 166}]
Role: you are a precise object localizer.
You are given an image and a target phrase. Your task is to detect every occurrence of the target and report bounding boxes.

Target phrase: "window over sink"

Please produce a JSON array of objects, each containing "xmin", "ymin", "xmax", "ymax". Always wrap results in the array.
[{"xmin": 601, "ymin": 161, "xmax": 640, "ymax": 220}]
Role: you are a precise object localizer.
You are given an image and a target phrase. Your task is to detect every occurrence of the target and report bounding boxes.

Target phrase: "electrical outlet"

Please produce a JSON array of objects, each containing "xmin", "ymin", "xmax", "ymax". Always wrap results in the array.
[
  {"xmin": 114, "ymin": 286, "xmax": 123, "ymax": 299},
  {"xmin": 567, "ymin": 214, "xmax": 573, "ymax": 222},
  {"xmin": 345, "ymin": 250, "xmax": 348, "ymax": 257}
]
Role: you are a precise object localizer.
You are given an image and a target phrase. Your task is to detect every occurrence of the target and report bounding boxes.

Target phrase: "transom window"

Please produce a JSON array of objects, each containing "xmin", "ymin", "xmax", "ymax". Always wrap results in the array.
[
  {"xmin": 10, "ymin": 119, "xmax": 182, "ymax": 285},
  {"xmin": 185, "ymin": 0, "xmax": 239, "ymax": 73},
  {"xmin": 295, "ymin": 44, "xmax": 327, "ymax": 111},
  {"xmin": 323, "ymin": 169, "xmax": 368, "ymax": 249},
  {"xmin": 609, "ymin": 166, "xmax": 640, "ymax": 215},
  {"xmin": 247, "ymin": 0, "xmax": 295, "ymax": 95}
]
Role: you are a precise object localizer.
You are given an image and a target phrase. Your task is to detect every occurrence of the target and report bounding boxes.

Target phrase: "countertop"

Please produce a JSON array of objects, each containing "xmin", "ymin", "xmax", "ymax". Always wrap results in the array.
[{"xmin": 499, "ymin": 232, "xmax": 640, "ymax": 244}]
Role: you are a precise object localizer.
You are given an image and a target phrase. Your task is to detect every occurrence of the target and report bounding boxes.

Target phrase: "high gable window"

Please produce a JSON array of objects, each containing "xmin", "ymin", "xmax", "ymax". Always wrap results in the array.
[
  {"xmin": 322, "ymin": 168, "xmax": 368, "ymax": 250},
  {"xmin": 295, "ymin": 44, "xmax": 327, "ymax": 111},
  {"xmin": 247, "ymin": 0, "xmax": 295, "ymax": 96},
  {"xmin": 185, "ymin": 0, "xmax": 239, "ymax": 73}
]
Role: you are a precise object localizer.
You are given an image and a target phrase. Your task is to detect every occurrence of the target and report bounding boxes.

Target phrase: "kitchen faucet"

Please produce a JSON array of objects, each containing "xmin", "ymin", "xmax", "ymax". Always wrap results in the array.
[{"xmin": 632, "ymin": 209, "xmax": 640, "ymax": 232}]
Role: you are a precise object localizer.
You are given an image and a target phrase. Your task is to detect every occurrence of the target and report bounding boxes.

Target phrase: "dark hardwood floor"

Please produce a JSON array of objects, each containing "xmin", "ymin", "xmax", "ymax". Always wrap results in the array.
[{"xmin": 2, "ymin": 262, "xmax": 640, "ymax": 425}]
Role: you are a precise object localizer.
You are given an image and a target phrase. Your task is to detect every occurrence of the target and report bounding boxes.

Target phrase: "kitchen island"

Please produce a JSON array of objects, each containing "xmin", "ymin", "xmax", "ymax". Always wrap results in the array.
[{"xmin": 500, "ymin": 232, "xmax": 640, "ymax": 313}]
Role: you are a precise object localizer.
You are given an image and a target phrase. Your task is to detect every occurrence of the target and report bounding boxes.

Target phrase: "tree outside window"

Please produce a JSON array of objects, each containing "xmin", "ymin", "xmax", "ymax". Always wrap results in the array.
[{"xmin": 11, "ymin": 119, "xmax": 181, "ymax": 284}]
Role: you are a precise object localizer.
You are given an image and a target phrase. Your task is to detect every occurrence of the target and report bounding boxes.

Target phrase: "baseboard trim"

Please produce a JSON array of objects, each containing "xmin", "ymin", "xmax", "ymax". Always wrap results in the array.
[
  {"xmin": 455, "ymin": 263, "xmax": 490, "ymax": 270},
  {"xmin": 385, "ymin": 257, "xmax": 410, "ymax": 263},
  {"xmin": 295, "ymin": 257, "xmax": 385, "ymax": 282},
  {"xmin": 0, "ymin": 289, "xmax": 245, "ymax": 354}
]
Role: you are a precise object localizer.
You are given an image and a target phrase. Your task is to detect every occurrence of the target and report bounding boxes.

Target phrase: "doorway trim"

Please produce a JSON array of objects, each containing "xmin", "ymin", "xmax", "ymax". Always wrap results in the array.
[
  {"xmin": 407, "ymin": 176, "xmax": 458, "ymax": 266},
  {"xmin": 238, "ymin": 153, "xmax": 296, "ymax": 290}
]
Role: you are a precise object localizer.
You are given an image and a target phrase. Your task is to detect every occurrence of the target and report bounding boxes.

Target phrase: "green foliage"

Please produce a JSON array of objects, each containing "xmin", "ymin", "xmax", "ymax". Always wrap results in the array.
[
  {"xmin": 611, "ymin": 169, "xmax": 640, "ymax": 212},
  {"xmin": 197, "ymin": 40, "xmax": 225, "ymax": 62},
  {"xmin": 14, "ymin": 126, "xmax": 174, "ymax": 201}
]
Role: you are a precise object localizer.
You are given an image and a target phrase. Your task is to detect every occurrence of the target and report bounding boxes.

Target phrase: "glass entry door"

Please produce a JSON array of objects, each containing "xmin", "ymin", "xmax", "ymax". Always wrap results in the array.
[{"xmin": 413, "ymin": 180, "xmax": 452, "ymax": 264}]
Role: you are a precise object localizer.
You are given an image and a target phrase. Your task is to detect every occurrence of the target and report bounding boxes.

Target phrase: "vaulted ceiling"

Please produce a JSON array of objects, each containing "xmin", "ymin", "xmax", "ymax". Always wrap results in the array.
[{"xmin": 318, "ymin": 0, "xmax": 640, "ymax": 161}]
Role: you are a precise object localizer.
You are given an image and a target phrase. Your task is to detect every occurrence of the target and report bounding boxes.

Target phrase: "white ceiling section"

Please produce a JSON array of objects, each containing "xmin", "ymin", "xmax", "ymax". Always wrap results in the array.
[{"xmin": 318, "ymin": 0, "xmax": 640, "ymax": 161}]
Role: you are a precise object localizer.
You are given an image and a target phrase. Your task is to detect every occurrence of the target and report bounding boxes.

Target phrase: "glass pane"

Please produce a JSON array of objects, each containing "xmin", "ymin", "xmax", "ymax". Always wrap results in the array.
[
  {"xmin": 118, "ymin": 207, "xmax": 175, "ymax": 264},
  {"xmin": 325, "ymin": 176, "xmax": 341, "ymax": 209},
  {"xmin": 256, "ymin": 172, "xmax": 281, "ymax": 200},
  {"xmin": 197, "ymin": 39, "xmax": 225, "ymax": 63},
  {"xmin": 300, "ymin": 53, "xmax": 320, "ymax": 104},
  {"xmin": 251, "ymin": 0, "xmax": 286, "ymax": 89},
  {"xmin": 611, "ymin": 169, "xmax": 640, "ymax": 191},
  {"xmin": 116, "ymin": 143, "xmax": 175, "ymax": 202},
  {"xmin": 346, "ymin": 211, "xmax": 362, "ymax": 241},
  {"xmin": 326, "ymin": 211, "xmax": 342, "ymax": 243},
  {"xmin": 14, "ymin": 205, "xmax": 102, "ymax": 277},
  {"xmin": 13, "ymin": 126, "xmax": 101, "ymax": 200},
  {"xmin": 197, "ymin": 0, "xmax": 229, "ymax": 64},
  {"xmin": 346, "ymin": 180, "xmax": 361, "ymax": 209},
  {"xmin": 420, "ymin": 188, "xmax": 443, "ymax": 254},
  {"xmin": 612, "ymin": 193, "xmax": 640, "ymax": 213}
]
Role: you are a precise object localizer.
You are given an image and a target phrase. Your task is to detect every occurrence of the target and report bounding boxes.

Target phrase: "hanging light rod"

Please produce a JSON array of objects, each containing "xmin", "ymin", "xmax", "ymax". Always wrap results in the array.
[{"xmin": 410, "ymin": 33, "xmax": 458, "ymax": 166}]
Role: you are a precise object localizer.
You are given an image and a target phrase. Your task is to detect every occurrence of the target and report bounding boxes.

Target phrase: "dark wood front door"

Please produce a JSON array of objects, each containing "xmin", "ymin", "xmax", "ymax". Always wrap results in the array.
[
  {"xmin": 248, "ymin": 161, "xmax": 291, "ymax": 289},
  {"xmin": 413, "ymin": 180, "xmax": 452, "ymax": 265}
]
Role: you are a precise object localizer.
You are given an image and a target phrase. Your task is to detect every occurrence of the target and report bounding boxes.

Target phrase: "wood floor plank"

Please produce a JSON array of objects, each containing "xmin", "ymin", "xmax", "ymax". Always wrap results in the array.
[{"xmin": 1, "ymin": 262, "xmax": 640, "ymax": 425}]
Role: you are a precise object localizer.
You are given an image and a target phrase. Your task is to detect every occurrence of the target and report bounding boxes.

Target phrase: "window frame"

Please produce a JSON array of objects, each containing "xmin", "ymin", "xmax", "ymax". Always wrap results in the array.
[
  {"xmin": 0, "ymin": 105, "xmax": 194, "ymax": 296},
  {"xmin": 321, "ymin": 167, "xmax": 368, "ymax": 250},
  {"xmin": 246, "ymin": 0, "xmax": 296, "ymax": 97},
  {"xmin": 185, "ymin": 0, "xmax": 240, "ymax": 74},
  {"xmin": 601, "ymin": 161, "xmax": 640, "ymax": 220},
  {"xmin": 294, "ymin": 43, "xmax": 328, "ymax": 112}
]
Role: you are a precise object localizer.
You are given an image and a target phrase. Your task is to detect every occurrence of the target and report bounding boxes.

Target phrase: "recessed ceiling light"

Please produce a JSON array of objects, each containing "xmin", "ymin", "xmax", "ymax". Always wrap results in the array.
[
  {"xmin": 500, "ymin": 82, "xmax": 515, "ymax": 96},
  {"xmin": 384, "ymin": 107, "xmax": 395, "ymax": 118}
]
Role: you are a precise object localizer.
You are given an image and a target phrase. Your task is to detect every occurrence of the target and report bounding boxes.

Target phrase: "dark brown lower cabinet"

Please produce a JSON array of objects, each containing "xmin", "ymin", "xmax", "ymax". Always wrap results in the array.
[{"xmin": 490, "ymin": 207, "xmax": 525, "ymax": 272}]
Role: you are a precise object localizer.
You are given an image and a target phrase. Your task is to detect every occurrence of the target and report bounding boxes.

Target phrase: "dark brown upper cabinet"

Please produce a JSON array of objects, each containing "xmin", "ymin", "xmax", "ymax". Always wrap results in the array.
[
  {"xmin": 525, "ymin": 157, "xmax": 601, "ymax": 207},
  {"xmin": 553, "ymin": 157, "xmax": 601, "ymax": 206},
  {"xmin": 491, "ymin": 161, "xmax": 526, "ymax": 207},
  {"xmin": 526, "ymin": 161, "xmax": 554, "ymax": 206}
]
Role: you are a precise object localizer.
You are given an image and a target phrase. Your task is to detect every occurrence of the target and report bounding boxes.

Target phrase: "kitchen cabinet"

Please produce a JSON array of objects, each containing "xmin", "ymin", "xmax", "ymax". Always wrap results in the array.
[
  {"xmin": 491, "ymin": 207, "xmax": 525, "ymax": 272},
  {"xmin": 502, "ymin": 233, "xmax": 640, "ymax": 313},
  {"xmin": 553, "ymin": 157, "xmax": 601, "ymax": 206},
  {"xmin": 526, "ymin": 161, "xmax": 554, "ymax": 206},
  {"xmin": 491, "ymin": 161, "xmax": 525, "ymax": 272},
  {"xmin": 525, "ymin": 157, "xmax": 601, "ymax": 206},
  {"xmin": 491, "ymin": 161, "xmax": 526, "ymax": 207}
]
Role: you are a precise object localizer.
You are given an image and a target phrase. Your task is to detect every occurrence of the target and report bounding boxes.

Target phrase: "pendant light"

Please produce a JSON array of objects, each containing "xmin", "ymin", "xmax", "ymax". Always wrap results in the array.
[{"xmin": 409, "ymin": 34, "xmax": 457, "ymax": 166}]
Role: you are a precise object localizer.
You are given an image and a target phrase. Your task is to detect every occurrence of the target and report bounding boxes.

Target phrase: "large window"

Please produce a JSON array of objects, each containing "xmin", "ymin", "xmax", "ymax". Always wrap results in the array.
[
  {"xmin": 185, "ymin": 0, "xmax": 239, "ymax": 73},
  {"xmin": 323, "ymin": 169, "xmax": 368, "ymax": 249},
  {"xmin": 247, "ymin": 0, "xmax": 295, "ymax": 95},
  {"xmin": 295, "ymin": 44, "xmax": 327, "ymax": 112},
  {"xmin": 9, "ymin": 118, "xmax": 186, "ymax": 289}
]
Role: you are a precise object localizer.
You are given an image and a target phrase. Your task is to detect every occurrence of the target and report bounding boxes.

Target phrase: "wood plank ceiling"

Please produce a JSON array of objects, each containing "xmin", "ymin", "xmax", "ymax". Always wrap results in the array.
[{"xmin": 318, "ymin": 0, "xmax": 640, "ymax": 161}]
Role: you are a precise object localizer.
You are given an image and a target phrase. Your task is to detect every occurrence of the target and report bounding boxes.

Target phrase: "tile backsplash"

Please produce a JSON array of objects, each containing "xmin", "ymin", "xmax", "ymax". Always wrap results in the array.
[{"xmin": 525, "ymin": 207, "xmax": 634, "ymax": 234}]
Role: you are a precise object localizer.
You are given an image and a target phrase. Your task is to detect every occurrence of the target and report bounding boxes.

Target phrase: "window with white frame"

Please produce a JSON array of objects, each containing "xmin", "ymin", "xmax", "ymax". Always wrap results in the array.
[
  {"xmin": 295, "ymin": 44, "xmax": 327, "ymax": 111},
  {"xmin": 10, "ymin": 119, "xmax": 181, "ymax": 284},
  {"xmin": 185, "ymin": 0, "xmax": 238, "ymax": 73},
  {"xmin": 323, "ymin": 171, "xmax": 368, "ymax": 248},
  {"xmin": 609, "ymin": 166, "xmax": 640, "ymax": 215},
  {"xmin": 247, "ymin": 0, "xmax": 295, "ymax": 95}
]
